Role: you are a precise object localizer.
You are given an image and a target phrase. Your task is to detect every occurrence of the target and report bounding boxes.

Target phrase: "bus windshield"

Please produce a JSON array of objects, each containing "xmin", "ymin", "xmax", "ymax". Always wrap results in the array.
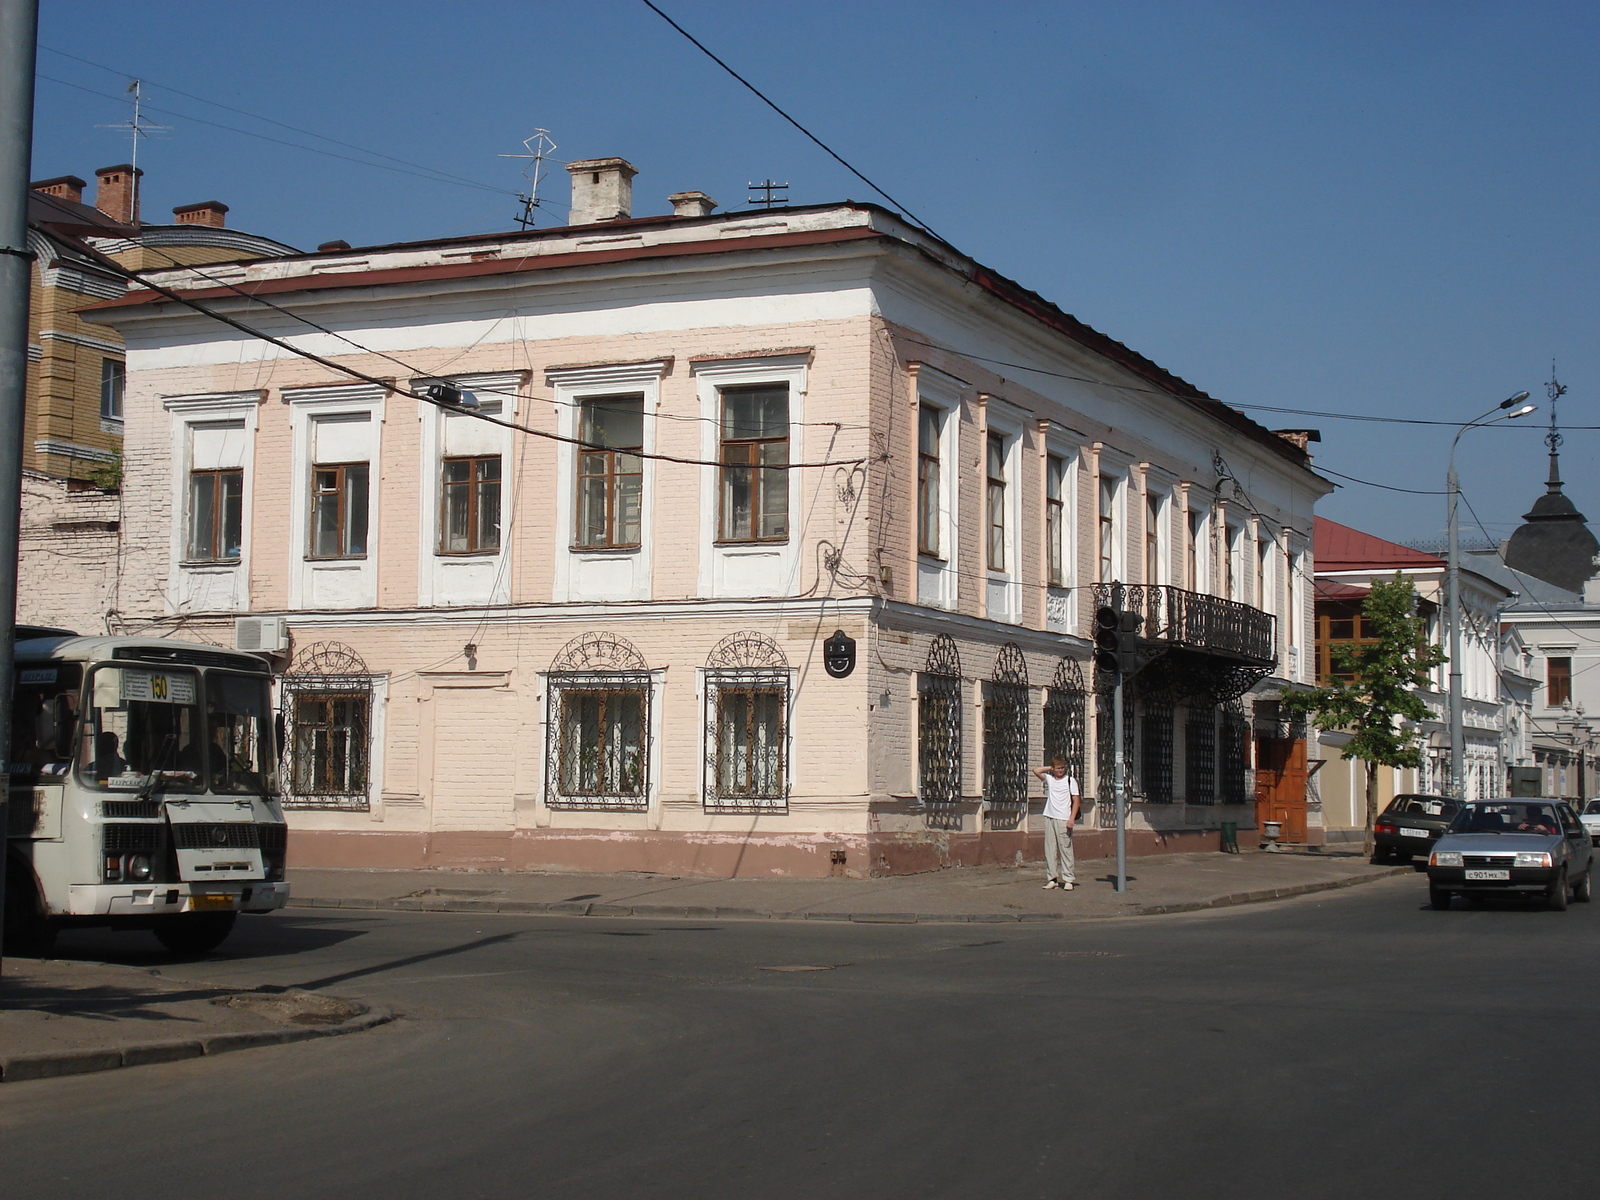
[
  {"xmin": 80, "ymin": 664, "xmax": 204, "ymax": 791},
  {"xmin": 206, "ymin": 672, "xmax": 275, "ymax": 795}
]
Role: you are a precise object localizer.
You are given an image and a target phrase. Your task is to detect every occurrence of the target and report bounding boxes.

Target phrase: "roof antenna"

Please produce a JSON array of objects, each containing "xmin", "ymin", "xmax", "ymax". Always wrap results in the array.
[
  {"xmin": 499, "ymin": 129, "xmax": 558, "ymax": 230},
  {"xmin": 95, "ymin": 79, "xmax": 170, "ymax": 224},
  {"xmin": 747, "ymin": 179, "xmax": 789, "ymax": 209}
]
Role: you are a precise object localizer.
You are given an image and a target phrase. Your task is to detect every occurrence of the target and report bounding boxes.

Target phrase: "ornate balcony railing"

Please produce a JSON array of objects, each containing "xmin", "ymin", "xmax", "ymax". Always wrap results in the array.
[{"xmin": 1091, "ymin": 583, "xmax": 1276, "ymax": 666}]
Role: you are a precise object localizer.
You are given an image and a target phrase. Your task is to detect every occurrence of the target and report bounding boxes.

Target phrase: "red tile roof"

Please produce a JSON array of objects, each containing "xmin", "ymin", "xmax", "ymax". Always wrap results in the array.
[
  {"xmin": 1313, "ymin": 578, "xmax": 1370, "ymax": 601},
  {"xmin": 1314, "ymin": 517, "xmax": 1444, "ymax": 572}
]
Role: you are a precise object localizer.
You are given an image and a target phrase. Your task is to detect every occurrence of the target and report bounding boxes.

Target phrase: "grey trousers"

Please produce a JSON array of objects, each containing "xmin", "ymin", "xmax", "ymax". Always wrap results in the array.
[{"xmin": 1044, "ymin": 816, "xmax": 1075, "ymax": 884}]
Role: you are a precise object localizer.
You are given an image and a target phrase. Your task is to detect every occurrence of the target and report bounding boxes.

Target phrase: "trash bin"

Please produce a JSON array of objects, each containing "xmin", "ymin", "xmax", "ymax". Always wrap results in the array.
[{"xmin": 1219, "ymin": 821, "xmax": 1240, "ymax": 853}]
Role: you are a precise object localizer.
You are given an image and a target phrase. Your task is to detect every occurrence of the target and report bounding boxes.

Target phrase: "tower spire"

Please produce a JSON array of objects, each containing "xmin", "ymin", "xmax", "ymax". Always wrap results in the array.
[{"xmin": 1546, "ymin": 363, "xmax": 1567, "ymax": 493}]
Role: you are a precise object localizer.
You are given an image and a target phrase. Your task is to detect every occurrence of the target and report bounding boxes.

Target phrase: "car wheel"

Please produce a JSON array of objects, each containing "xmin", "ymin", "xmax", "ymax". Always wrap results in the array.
[
  {"xmin": 1429, "ymin": 886, "xmax": 1452, "ymax": 910},
  {"xmin": 1548, "ymin": 870, "xmax": 1570, "ymax": 912},
  {"xmin": 1574, "ymin": 864, "xmax": 1593, "ymax": 904}
]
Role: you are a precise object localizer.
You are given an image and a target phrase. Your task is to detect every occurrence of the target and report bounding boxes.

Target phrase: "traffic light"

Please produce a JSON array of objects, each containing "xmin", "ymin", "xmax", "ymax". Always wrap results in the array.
[
  {"xmin": 1094, "ymin": 605, "xmax": 1144, "ymax": 678},
  {"xmin": 1094, "ymin": 606, "xmax": 1121, "ymax": 675}
]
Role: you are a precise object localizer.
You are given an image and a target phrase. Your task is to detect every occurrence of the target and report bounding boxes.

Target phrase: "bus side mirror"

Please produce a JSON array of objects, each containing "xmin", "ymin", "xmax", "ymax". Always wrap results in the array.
[{"xmin": 274, "ymin": 712, "xmax": 286, "ymax": 760}]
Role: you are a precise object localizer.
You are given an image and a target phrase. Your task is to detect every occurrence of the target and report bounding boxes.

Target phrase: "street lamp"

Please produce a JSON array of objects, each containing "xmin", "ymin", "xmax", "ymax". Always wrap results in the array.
[{"xmin": 1448, "ymin": 391, "xmax": 1535, "ymax": 798}]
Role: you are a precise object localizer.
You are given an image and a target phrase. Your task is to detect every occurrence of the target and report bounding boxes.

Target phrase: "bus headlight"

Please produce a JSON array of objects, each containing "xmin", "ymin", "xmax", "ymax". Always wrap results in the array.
[{"xmin": 128, "ymin": 854, "xmax": 152, "ymax": 880}]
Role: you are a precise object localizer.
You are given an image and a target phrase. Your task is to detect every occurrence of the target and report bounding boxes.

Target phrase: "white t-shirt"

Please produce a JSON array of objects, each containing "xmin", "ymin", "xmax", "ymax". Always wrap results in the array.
[{"xmin": 1042, "ymin": 773, "xmax": 1079, "ymax": 821}]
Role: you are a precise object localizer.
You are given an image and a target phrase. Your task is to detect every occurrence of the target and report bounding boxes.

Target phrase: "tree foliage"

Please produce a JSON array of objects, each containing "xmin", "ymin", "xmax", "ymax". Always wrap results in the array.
[{"xmin": 1281, "ymin": 576, "xmax": 1445, "ymax": 768}]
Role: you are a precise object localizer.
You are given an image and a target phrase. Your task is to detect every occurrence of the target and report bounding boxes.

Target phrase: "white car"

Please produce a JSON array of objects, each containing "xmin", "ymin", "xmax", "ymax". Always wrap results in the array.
[{"xmin": 1581, "ymin": 800, "xmax": 1600, "ymax": 846}]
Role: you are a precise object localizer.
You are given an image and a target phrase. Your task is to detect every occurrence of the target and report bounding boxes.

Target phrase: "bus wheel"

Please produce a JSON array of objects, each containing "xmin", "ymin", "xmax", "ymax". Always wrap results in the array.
[
  {"xmin": 153, "ymin": 912, "xmax": 237, "ymax": 955},
  {"xmin": 3, "ymin": 868, "xmax": 57, "ymax": 956}
]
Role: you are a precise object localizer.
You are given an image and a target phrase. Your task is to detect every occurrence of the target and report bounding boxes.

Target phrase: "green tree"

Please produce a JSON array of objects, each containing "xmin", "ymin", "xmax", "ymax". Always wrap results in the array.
[{"xmin": 1281, "ymin": 576, "xmax": 1447, "ymax": 853}]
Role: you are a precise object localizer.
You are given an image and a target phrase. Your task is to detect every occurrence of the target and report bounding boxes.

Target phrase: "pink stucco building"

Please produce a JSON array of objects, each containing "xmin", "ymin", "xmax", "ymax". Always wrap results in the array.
[{"xmin": 83, "ymin": 158, "xmax": 1330, "ymax": 877}]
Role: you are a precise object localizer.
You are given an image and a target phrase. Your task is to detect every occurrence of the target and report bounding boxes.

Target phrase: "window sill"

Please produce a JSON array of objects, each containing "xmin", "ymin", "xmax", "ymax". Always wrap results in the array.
[
  {"xmin": 180, "ymin": 559, "xmax": 242, "ymax": 569},
  {"xmin": 436, "ymin": 549, "xmax": 501, "ymax": 558},
  {"xmin": 568, "ymin": 544, "xmax": 642, "ymax": 555},
  {"xmin": 714, "ymin": 539, "xmax": 790, "ymax": 548},
  {"xmin": 918, "ymin": 552, "xmax": 947, "ymax": 564},
  {"xmin": 305, "ymin": 556, "xmax": 368, "ymax": 564}
]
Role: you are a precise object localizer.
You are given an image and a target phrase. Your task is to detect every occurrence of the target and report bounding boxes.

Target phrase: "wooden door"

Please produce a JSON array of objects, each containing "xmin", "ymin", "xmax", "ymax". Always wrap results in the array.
[{"xmin": 1254, "ymin": 736, "xmax": 1308, "ymax": 842}]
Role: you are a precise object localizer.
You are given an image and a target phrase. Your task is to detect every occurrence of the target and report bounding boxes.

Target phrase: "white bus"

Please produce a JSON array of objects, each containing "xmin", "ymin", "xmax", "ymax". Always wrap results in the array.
[{"xmin": 5, "ymin": 632, "xmax": 289, "ymax": 954}]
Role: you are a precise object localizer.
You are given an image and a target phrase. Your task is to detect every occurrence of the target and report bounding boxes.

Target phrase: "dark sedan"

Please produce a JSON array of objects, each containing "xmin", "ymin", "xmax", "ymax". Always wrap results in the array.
[
  {"xmin": 1426, "ymin": 799, "xmax": 1594, "ymax": 911},
  {"xmin": 1372, "ymin": 794, "xmax": 1460, "ymax": 864}
]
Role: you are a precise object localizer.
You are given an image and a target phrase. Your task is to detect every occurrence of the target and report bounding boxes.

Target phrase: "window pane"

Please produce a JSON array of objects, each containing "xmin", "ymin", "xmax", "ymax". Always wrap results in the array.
[
  {"xmin": 722, "ymin": 464, "xmax": 753, "ymax": 540},
  {"xmin": 919, "ymin": 456, "xmax": 940, "ymax": 555},
  {"xmin": 722, "ymin": 387, "xmax": 787, "ymax": 439},
  {"xmin": 580, "ymin": 395, "xmax": 644, "ymax": 449},
  {"xmin": 577, "ymin": 476, "xmax": 609, "ymax": 546},
  {"xmin": 987, "ymin": 434, "xmax": 1005, "ymax": 481},
  {"xmin": 476, "ymin": 473, "xmax": 501, "ymax": 551},
  {"xmin": 759, "ymin": 465, "xmax": 788, "ymax": 539},
  {"xmin": 717, "ymin": 690, "xmax": 749, "ymax": 794},
  {"xmin": 220, "ymin": 470, "xmax": 243, "ymax": 559},
  {"xmin": 344, "ymin": 464, "xmax": 369, "ymax": 556},
  {"xmin": 919, "ymin": 406, "xmax": 939, "ymax": 456},
  {"xmin": 442, "ymin": 479, "xmax": 470, "ymax": 551},
  {"xmin": 312, "ymin": 470, "xmax": 341, "ymax": 557},
  {"xmin": 1046, "ymin": 454, "xmax": 1064, "ymax": 502},
  {"xmin": 100, "ymin": 358, "xmax": 124, "ymax": 420},
  {"xmin": 188, "ymin": 472, "xmax": 216, "ymax": 559},
  {"xmin": 615, "ymin": 474, "xmax": 642, "ymax": 545}
]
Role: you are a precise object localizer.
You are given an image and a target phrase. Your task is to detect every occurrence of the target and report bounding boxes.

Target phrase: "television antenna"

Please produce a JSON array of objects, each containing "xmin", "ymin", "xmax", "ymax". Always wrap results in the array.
[
  {"xmin": 499, "ymin": 129, "xmax": 558, "ymax": 230},
  {"xmin": 95, "ymin": 80, "xmax": 170, "ymax": 222}
]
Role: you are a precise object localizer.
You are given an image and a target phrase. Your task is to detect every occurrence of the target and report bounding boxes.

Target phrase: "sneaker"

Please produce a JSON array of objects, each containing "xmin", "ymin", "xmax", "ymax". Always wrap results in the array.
[
  {"xmin": 1060, "ymin": 882, "xmax": 1075, "ymax": 891},
  {"xmin": 1042, "ymin": 879, "xmax": 1059, "ymax": 890}
]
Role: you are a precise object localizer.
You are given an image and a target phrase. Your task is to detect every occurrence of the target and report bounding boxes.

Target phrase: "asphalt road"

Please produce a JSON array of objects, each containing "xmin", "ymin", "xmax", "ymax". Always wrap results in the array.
[{"xmin": 1, "ymin": 874, "xmax": 1592, "ymax": 1200}]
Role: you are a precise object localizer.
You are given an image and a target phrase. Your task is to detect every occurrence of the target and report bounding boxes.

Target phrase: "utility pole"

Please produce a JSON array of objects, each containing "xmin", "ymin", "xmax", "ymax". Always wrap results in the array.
[
  {"xmin": 0, "ymin": 0, "xmax": 41, "ymax": 966},
  {"xmin": 1095, "ymin": 602, "xmax": 1142, "ymax": 893}
]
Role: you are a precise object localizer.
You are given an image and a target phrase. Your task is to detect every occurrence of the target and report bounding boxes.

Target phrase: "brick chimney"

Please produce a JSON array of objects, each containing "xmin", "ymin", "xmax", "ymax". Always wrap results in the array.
[
  {"xmin": 94, "ymin": 164, "xmax": 142, "ymax": 225},
  {"xmin": 566, "ymin": 157, "xmax": 637, "ymax": 225},
  {"xmin": 172, "ymin": 200, "xmax": 228, "ymax": 228},
  {"xmin": 668, "ymin": 191, "xmax": 717, "ymax": 219},
  {"xmin": 30, "ymin": 175, "xmax": 87, "ymax": 204}
]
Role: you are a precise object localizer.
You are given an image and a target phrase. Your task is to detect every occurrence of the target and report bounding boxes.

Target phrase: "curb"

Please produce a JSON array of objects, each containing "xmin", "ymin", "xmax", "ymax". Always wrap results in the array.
[
  {"xmin": 0, "ymin": 1003, "xmax": 394, "ymax": 1085},
  {"xmin": 285, "ymin": 865, "xmax": 1412, "ymax": 926}
]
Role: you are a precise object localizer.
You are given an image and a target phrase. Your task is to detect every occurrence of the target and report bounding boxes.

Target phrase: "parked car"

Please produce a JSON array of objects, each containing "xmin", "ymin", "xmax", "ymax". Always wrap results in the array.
[
  {"xmin": 1372, "ymin": 794, "xmax": 1460, "ymax": 863},
  {"xmin": 1580, "ymin": 800, "xmax": 1600, "ymax": 846},
  {"xmin": 1426, "ymin": 799, "xmax": 1594, "ymax": 911}
]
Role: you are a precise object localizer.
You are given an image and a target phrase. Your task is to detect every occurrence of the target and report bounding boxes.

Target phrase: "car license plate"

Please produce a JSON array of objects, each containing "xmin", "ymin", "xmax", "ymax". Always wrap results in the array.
[
  {"xmin": 1402, "ymin": 827, "xmax": 1431, "ymax": 838},
  {"xmin": 1464, "ymin": 869, "xmax": 1510, "ymax": 881},
  {"xmin": 189, "ymin": 893, "xmax": 233, "ymax": 910}
]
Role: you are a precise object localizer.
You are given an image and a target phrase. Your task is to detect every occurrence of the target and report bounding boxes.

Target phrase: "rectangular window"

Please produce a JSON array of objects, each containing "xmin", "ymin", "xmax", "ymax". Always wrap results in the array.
[
  {"xmin": 1549, "ymin": 657, "xmax": 1573, "ymax": 706},
  {"xmin": 1046, "ymin": 454, "xmax": 1067, "ymax": 587},
  {"xmin": 557, "ymin": 688, "xmax": 646, "ymax": 799},
  {"xmin": 100, "ymin": 358, "xmax": 125, "ymax": 421},
  {"xmin": 1186, "ymin": 507, "xmax": 1202, "ymax": 591},
  {"xmin": 718, "ymin": 386, "xmax": 788, "ymax": 543},
  {"xmin": 440, "ymin": 455, "xmax": 501, "ymax": 553},
  {"xmin": 289, "ymin": 692, "xmax": 370, "ymax": 803},
  {"xmin": 1099, "ymin": 474, "xmax": 1119, "ymax": 583},
  {"xmin": 575, "ymin": 395, "xmax": 643, "ymax": 549},
  {"xmin": 186, "ymin": 468, "xmax": 243, "ymax": 561},
  {"xmin": 918, "ymin": 405, "xmax": 942, "ymax": 557},
  {"xmin": 1146, "ymin": 491, "xmax": 1164, "ymax": 586},
  {"xmin": 705, "ymin": 672, "xmax": 789, "ymax": 811},
  {"xmin": 1318, "ymin": 606, "xmax": 1380, "ymax": 683},
  {"xmin": 986, "ymin": 433, "xmax": 1007, "ymax": 572},
  {"xmin": 1257, "ymin": 536, "xmax": 1272, "ymax": 611},
  {"xmin": 309, "ymin": 462, "xmax": 369, "ymax": 559}
]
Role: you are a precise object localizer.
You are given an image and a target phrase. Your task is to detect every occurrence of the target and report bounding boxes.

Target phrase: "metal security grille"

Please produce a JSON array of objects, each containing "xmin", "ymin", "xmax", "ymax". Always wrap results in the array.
[
  {"xmin": 1186, "ymin": 705, "xmax": 1217, "ymax": 806},
  {"xmin": 102, "ymin": 823, "xmax": 161, "ymax": 853},
  {"xmin": 170, "ymin": 822, "xmax": 262, "ymax": 850},
  {"xmin": 281, "ymin": 642, "xmax": 373, "ymax": 812},
  {"xmin": 704, "ymin": 669, "xmax": 789, "ymax": 813},
  {"xmin": 1220, "ymin": 702, "xmax": 1250, "ymax": 805},
  {"xmin": 983, "ymin": 644, "xmax": 1029, "ymax": 819},
  {"xmin": 918, "ymin": 635, "xmax": 964, "ymax": 829},
  {"xmin": 1141, "ymin": 695, "xmax": 1175, "ymax": 803},
  {"xmin": 1044, "ymin": 658, "xmax": 1088, "ymax": 786},
  {"xmin": 1095, "ymin": 670, "xmax": 1138, "ymax": 801},
  {"xmin": 545, "ymin": 675, "xmax": 651, "ymax": 811}
]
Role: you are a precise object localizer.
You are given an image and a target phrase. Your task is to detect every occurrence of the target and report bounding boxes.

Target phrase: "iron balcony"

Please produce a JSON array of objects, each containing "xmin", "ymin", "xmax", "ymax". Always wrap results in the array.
[{"xmin": 1091, "ymin": 583, "xmax": 1276, "ymax": 667}]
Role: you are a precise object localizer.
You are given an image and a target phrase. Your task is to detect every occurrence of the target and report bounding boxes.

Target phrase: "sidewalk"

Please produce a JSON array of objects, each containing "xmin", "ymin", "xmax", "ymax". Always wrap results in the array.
[
  {"xmin": 288, "ymin": 846, "xmax": 1415, "ymax": 924},
  {"xmin": 0, "ymin": 959, "xmax": 390, "ymax": 1083}
]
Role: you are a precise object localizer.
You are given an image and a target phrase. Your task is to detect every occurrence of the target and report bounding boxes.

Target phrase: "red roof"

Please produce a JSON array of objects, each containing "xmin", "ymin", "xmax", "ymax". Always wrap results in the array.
[
  {"xmin": 1313, "ymin": 578, "xmax": 1370, "ymax": 601},
  {"xmin": 1314, "ymin": 517, "xmax": 1444, "ymax": 572}
]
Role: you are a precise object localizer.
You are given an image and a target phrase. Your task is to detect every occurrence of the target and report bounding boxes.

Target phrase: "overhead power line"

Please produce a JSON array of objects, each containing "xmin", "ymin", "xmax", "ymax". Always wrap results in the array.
[{"xmin": 639, "ymin": 0, "xmax": 946, "ymax": 243}]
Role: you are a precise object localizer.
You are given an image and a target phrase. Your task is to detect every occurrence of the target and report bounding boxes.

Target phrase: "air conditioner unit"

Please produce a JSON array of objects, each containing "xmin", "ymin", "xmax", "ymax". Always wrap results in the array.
[{"xmin": 234, "ymin": 615, "xmax": 289, "ymax": 654}]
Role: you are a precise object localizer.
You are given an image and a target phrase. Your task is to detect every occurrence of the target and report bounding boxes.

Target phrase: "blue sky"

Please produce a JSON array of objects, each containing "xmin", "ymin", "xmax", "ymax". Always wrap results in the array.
[{"xmin": 29, "ymin": 1, "xmax": 1600, "ymax": 549}]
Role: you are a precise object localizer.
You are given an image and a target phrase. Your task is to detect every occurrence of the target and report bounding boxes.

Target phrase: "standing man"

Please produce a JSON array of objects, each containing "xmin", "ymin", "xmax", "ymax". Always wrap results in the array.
[{"xmin": 1034, "ymin": 755, "xmax": 1081, "ymax": 890}]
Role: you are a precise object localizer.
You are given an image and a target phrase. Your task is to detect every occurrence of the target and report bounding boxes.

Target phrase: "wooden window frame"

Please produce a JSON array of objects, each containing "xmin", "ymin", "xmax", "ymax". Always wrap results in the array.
[
  {"xmin": 917, "ymin": 404, "xmax": 943, "ymax": 559},
  {"xmin": 986, "ymin": 432, "xmax": 1007, "ymax": 573},
  {"xmin": 717, "ymin": 386, "xmax": 789, "ymax": 545},
  {"xmin": 573, "ymin": 395, "xmax": 644, "ymax": 550},
  {"xmin": 100, "ymin": 357, "xmax": 124, "ymax": 421},
  {"xmin": 1046, "ymin": 453, "xmax": 1066, "ymax": 587},
  {"xmin": 439, "ymin": 454, "xmax": 502, "ymax": 555},
  {"xmin": 308, "ymin": 461, "xmax": 370, "ymax": 560},
  {"xmin": 186, "ymin": 467, "xmax": 243, "ymax": 563},
  {"xmin": 1548, "ymin": 656, "xmax": 1573, "ymax": 707}
]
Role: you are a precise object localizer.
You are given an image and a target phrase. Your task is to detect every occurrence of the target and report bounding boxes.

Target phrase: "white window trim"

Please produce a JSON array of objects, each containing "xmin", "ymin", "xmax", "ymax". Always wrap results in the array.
[
  {"xmin": 1043, "ymin": 432, "xmax": 1079, "ymax": 634},
  {"xmin": 548, "ymin": 360, "xmax": 668, "ymax": 603},
  {"xmin": 163, "ymin": 390, "xmax": 263, "ymax": 615},
  {"xmin": 916, "ymin": 368, "xmax": 963, "ymax": 611},
  {"xmin": 1142, "ymin": 469, "xmax": 1175, "ymax": 588},
  {"xmin": 694, "ymin": 355, "xmax": 807, "ymax": 599},
  {"xmin": 1095, "ymin": 449, "xmax": 1133, "ymax": 585},
  {"xmin": 413, "ymin": 371, "xmax": 522, "ymax": 608},
  {"xmin": 1184, "ymin": 488, "xmax": 1214, "ymax": 595},
  {"xmin": 982, "ymin": 399, "xmax": 1027, "ymax": 624},
  {"xmin": 284, "ymin": 382, "xmax": 386, "ymax": 610}
]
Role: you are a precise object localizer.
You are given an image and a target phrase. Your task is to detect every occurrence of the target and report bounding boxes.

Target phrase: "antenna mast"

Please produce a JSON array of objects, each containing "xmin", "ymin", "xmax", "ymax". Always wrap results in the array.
[
  {"xmin": 95, "ymin": 79, "xmax": 169, "ymax": 224},
  {"xmin": 499, "ymin": 130, "xmax": 557, "ymax": 230}
]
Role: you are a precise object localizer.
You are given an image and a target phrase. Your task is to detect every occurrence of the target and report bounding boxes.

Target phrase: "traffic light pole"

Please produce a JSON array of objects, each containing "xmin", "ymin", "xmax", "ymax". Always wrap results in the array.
[{"xmin": 1113, "ymin": 669, "xmax": 1127, "ymax": 894}]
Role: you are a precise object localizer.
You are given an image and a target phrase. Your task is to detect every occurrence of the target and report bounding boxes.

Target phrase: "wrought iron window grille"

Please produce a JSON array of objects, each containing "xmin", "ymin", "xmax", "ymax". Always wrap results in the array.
[
  {"xmin": 1220, "ymin": 701, "xmax": 1250, "ymax": 806},
  {"xmin": 703, "ymin": 667, "xmax": 790, "ymax": 814},
  {"xmin": 1186, "ymin": 703, "xmax": 1218, "ymax": 806},
  {"xmin": 1141, "ymin": 694, "xmax": 1175, "ymax": 804},
  {"xmin": 1044, "ymin": 657, "xmax": 1088, "ymax": 788},
  {"xmin": 982, "ymin": 643, "xmax": 1030, "ymax": 825},
  {"xmin": 279, "ymin": 641, "xmax": 374, "ymax": 812},
  {"xmin": 545, "ymin": 671, "xmax": 652, "ymax": 812}
]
